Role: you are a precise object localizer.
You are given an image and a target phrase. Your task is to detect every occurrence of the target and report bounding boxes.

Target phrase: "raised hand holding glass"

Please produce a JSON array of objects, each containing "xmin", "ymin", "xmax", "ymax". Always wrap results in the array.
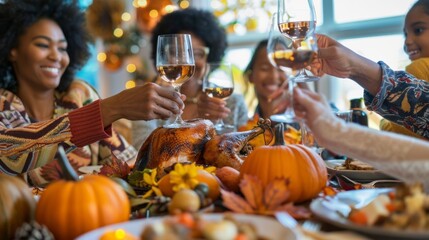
[
  {"xmin": 278, "ymin": 0, "xmax": 319, "ymax": 82},
  {"xmin": 267, "ymin": 11, "xmax": 318, "ymax": 123},
  {"xmin": 156, "ymin": 34, "xmax": 195, "ymax": 128}
]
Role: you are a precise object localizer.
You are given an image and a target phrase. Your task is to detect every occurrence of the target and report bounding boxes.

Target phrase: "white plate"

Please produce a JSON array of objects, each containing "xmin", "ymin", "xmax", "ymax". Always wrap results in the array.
[
  {"xmin": 325, "ymin": 159, "xmax": 395, "ymax": 182},
  {"xmin": 310, "ymin": 188, "xmax": 429, "ymax": 239},
  {"xmin": 78, "ymin": 165, "xmax": 102, "ymax": 174},
  {"xmin": 76, "ymin": 213, "xmax": 298, "ymax": 240}
]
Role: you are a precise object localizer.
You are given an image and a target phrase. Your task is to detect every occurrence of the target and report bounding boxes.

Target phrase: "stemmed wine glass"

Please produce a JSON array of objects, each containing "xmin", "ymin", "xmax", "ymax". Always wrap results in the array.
[
  {"xmin": 302, "ymin": 110, "xmax": 353, "ymax": 157},
  {"xmin": 278, "ymin": 0, "xmax": 318, "ymax": 82},
  {"xmin": 202, "ymin": 62, "xmax": 234, "ymax": 132},
  {"xmin": 267, "ymin": 10, "xmax": 318, "ymax": 123},
  {"xmin": 156, "ymin": 34, "xmax": 195, "ymax": 128}
]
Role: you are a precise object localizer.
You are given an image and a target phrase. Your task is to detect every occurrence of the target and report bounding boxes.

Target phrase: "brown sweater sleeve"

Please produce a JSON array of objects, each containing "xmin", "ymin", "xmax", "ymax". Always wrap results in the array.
[{"xmin": 68, "ymin": 100, "xmax": 112, "ymax": 147}]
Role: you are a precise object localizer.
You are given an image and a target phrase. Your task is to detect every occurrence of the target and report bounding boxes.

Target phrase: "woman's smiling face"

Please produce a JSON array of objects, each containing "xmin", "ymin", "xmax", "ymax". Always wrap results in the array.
[
  {"xmin": 248, "ymin": 46, "xmax": 286, "ymax": 100},
  {"xmin": 9, "ymin": 18, "xmax": 69, "ymax": 91},
  {"xmin": 404, "ymin": 5, "xmax": 429, "ymax": 61}
]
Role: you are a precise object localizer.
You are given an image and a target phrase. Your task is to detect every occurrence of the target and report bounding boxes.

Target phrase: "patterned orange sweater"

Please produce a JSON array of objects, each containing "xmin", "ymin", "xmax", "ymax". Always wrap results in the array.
[{"xmin": 0, "ymin": 80, "xmax": 136, "ymax": 186}]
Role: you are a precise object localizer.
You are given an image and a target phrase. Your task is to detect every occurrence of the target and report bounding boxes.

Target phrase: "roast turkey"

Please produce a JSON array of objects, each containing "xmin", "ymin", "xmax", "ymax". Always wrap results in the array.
[
  {"xmin": 133, "ymin": 119, "xmax": 215, "ymax": 176},
  {"xmin": 203, "ymin": 119, "xmax": 271, "ymax": 170}
]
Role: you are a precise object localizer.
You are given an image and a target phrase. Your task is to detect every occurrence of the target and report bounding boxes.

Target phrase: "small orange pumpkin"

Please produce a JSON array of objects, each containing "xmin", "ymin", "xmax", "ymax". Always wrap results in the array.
[
  {"xmin": 35, "ymin": 147, "xmax": 130, "ymax": 240},
  {"xmin": 0, "ymin": 174, "xmax": 36, "ymax": 239},
  {"xmin": 239, "ymin": 124, "xmax": 327, "ymax": 203}
]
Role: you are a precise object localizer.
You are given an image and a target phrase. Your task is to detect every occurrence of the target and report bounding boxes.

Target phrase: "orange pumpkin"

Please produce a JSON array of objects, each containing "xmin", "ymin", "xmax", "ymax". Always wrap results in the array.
[
  {"xmin": 239, "ymin": 124, "xmax": 327, "ymax": 203},
  {"xmin": 35, "ymin": 147, "xmax": 130, "ymax": 240},
  {"xmin": 0, "ymin": 174, "xmax": 36, "ymax": 239}
]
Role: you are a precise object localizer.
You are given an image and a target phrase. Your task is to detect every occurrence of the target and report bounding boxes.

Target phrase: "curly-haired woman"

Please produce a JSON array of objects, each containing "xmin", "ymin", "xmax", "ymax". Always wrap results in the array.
[
  {"xmin": 132, "ymin": 8, "xmax": 249, "ymax": 149},
  {"xmin": 0, "ymin": 0, "xmax": 184, "ymax": 186}
]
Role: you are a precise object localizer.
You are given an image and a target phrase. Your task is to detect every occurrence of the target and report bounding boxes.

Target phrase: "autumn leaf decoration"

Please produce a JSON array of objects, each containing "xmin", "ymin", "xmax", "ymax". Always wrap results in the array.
[
  {"xmin": 221, "ymin": 174, "xmax": 311, "ymax": 219},
  {"xmin": 99, "ymin": 153, "xmax": 131, "ymax": 179}
]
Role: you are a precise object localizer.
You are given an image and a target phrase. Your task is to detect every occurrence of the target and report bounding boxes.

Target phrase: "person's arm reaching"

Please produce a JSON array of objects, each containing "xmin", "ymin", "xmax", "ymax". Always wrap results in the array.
[
  {"xmin": 294, "ymin": 88, "xmax": 429, "ymax": 189},
  {"xmin": 100, "ymin": 82, "xmax": 184, "ymax": 126},
  {"xmin": 0, "ymin": 82, "xmax": 184, "ymax": 174},
  {"xmin": 312, "ymin": 34, "xmax": 383, "ymax": 95}
]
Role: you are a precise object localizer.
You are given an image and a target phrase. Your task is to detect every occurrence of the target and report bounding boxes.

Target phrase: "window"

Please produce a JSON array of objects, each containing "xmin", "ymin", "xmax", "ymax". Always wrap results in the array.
[
  {"xmin": 75, "ymin": 45, "xmax": 99, "ymax": 90},
  {"xmin": 76, "ymin": 0, "xmax": 99, "ymax": 91},
  {"xmin": 333, "ymin": 0, "xmax": 413, "ymax": 23},
  {"xmin": 317, "ymin": 0, "xmax": 417, "ymax": 128},
  {"xmin": 337, "ymin": 34, "xmax": 409, "ymax": 107},
  {"xmin": 223, "ymin": 0, "xmax": 417, "ymax": 125}
]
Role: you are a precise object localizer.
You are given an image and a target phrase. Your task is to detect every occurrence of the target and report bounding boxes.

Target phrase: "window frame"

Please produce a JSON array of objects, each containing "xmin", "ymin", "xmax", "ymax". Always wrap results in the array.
[{"xmin": 225, "ymin": 0, "xmax": 412, "ymax": 112}]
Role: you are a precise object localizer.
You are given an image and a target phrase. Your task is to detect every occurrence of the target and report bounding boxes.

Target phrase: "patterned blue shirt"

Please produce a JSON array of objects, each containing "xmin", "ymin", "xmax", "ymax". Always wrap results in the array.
[{"xmin": 364, "ymin": 61, "xmax": 429, "ymax": 139}]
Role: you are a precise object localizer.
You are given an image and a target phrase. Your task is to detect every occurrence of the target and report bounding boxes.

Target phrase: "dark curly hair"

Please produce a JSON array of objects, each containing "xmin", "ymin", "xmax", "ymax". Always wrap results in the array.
[
  {"xmin": 0, "ymin": 0, "xmax": 91, "ymax": 92},
  {"xmin": 410, "ymin": 0, "xmax": 429, "ymax": 14},
  {"xmin": 150, "ymin": 8, "xmax": 227, "ymax": 65}
]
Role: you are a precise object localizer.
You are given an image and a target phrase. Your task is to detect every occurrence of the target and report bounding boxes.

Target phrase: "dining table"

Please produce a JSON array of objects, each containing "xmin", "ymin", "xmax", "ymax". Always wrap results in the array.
[{"xmin": 30, "ymin": 159, "xmax": 424, "ymax": 240}]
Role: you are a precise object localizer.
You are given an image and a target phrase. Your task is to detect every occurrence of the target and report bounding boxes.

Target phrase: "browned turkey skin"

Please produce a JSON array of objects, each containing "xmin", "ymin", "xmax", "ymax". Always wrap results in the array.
[
  {"xmin": 133, "ymin": 119, "xmax": 216, "ymax": 176},
  {"xmin": 133, "ymin": 118, "xmax": 271, "ymax": 175},
  {"xmin": 203, "ymin": 119, "xmax": 271, "ymax": 170}
]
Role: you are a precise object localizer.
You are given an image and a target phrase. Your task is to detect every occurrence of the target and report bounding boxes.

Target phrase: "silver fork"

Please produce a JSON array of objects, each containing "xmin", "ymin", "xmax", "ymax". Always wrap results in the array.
[{"xmin": 339, "ymin": 175, "xmax": 402, "ymax": 189}]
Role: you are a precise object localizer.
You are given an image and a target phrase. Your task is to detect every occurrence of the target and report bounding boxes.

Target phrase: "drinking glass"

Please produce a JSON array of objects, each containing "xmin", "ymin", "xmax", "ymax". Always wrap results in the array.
[
  {"xmin": 267, "ymin": 11, "xmax": 318, "ymax": 123},
  {"xmin": 156, "ymin": 34, "xmax": 195, "ymax": 128},
  {"xmin": 202, "ymin": 62, "xmax": 234, "ymax": 131},
  {"xmin": 278, "ymin": 0, "xmax": 319, "ymax": 82},
  {"xmin": 301, "ymin": 122, "xmax": 323, "ymax": 155},
  {"xmin": 302, "ymin": 110, "xmax": 353, "ymax": 157}
]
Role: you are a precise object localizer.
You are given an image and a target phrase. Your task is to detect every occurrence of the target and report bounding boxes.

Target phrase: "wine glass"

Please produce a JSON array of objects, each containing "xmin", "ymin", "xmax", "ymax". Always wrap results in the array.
[
  {"xmin": 301, "ymin": 122, "xmax": 323, "ymax": 155},
  {"xmin": 156, "ymin": 34, "xmax": 195, "ymax": 128},
  {"xmin": 267, "ymin": 12, "xmax": 318, "ymax": 123},
  {"xmin": 202, "ymin": 62, "xmax": 234, "ymax": 132},
  {"xmin": 278, "ymin": 0, "xmax": 319, "ymax": 82},
  {"xmin": 302, "ymin": 110, "xmax": 353, "ymax": 157}
]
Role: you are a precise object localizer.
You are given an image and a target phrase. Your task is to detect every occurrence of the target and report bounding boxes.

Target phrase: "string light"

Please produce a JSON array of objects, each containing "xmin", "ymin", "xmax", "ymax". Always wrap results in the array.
[
  {"xmin": 179, "ymin": 0, "xmax": 190, "ymax": 9},
  {"xmin": 133, "ymin": 0, "xmax": 147, "ymax": 8},
  {"xmin": 125, "ymin": 80, "xmax": 136, "ymax": 89},
  {"xmin": 164, "ymin": 4, "xmax": 175, "ymax": 13},
  {"xmin": 113, "ymin": 28, "xmax": 124, "ymax": 38},
  {"xmin": 149, "ymin": 9, "xmax": 159, "ymax": 18},
  {"xmin": 92, "ymin": 0, "xmax": 178, "ymax": 79},
  {"xmin": 126, "ymin": 64, "xmax": 137, "ymax": 73},
  {"xmin": 121, "ymin": 12, "xmax": 131, "ymax": 22},
  {"xmin": 97, "ymin": 52, "xmax": 107, "ymax": 62}
]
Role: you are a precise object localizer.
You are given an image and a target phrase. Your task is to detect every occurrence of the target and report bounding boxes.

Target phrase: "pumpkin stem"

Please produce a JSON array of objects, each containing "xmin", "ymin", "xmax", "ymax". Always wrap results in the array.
[
  {"xmin": 274, "ymin": 123, "xmax": 286, "ymax": 146},
  {"xmin": 57, "ymin": 145, "xmax": 79, "ymax": 181}
]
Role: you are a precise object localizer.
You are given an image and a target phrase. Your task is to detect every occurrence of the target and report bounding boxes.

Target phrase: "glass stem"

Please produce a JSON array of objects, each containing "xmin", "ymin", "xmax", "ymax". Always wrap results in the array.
[
  {"xmin": 284, "ymin": 76, "xmax": 296, "ymax": 118},
  {"xmin": 173, "ymin": 85, "xmax": 185, "ymax": 125},
  {"xmin": 215, "ymin": 118, "xmax": 225, "ymax": 129}
]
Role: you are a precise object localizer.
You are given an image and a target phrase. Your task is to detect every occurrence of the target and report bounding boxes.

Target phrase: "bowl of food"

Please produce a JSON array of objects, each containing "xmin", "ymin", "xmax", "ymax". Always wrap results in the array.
[{"xmin": 76, "ymin": 213, "xmax": 299, "ymax": 240}]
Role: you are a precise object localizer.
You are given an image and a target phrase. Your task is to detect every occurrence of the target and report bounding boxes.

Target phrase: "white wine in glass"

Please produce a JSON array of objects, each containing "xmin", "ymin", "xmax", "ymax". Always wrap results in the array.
[
  {"xmin": 156, "ymin": 34, "xmax": 195, "ymax": 128},
  {"xmin": 157, "ymin": 65, "xmax": 195, "ymax": 88},
  {"xmin": 267, "ymin": 12, "xmax": 317, "ymax": 123},
  {"xmin": 202, "ymin": 62, "xmax": 234, "ymax": 132},
  {"xmin": 278, "ymin": 0, "xmax": 318, "ymax": 82}
]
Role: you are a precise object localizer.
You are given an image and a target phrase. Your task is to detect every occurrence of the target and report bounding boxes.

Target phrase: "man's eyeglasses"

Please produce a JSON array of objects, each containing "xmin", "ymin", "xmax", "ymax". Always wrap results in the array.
[{"xmin": 193, "ymin": 47, "xmax": 209, "ymax": 60}]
